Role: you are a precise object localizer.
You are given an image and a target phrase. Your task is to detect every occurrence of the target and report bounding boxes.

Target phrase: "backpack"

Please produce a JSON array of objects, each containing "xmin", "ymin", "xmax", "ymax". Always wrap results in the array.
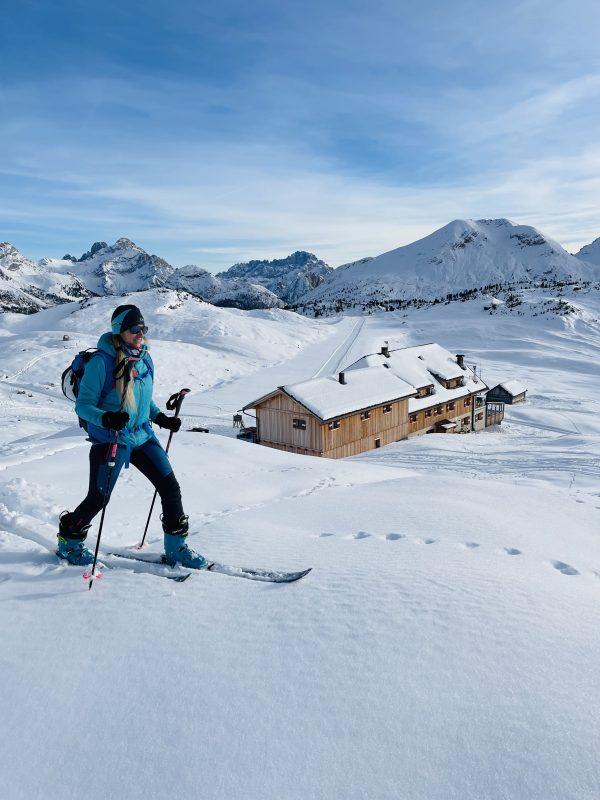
[{"xmin": 61, "ymin": 348, "xmax": 154, "ymax": 431}]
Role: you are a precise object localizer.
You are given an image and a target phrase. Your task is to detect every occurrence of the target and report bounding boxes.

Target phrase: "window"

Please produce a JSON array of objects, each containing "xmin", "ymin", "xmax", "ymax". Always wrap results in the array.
[
  {"xmin": 446, "ymin": 402, "xmax": 455, "ymax": 412},
  {"xmin": 375, "ymin": 438, "xmax": 381, "ymax": 448},
  {"xmin": 328, "ymin": 419, "xmax": 340, "ymax": 431},
  {"xmin": 292, "ymin": 418, "xmax": 306, "ymax": 430},
  {"xmin": 461, "ymin": 417, "xmax": 470, "ymax": 427},
  {"xmin": 360, "ymin": 410, "xmax": 371, "ymax": 421},
  {"xmin": 409, "ymin": 414, "xmax": 417, "ymax": 423},
  {"xmin": 435, "ymin": 405, "xmax": 443, "ymax": 415},
  {"xmin": 383, "ymin": 404, "xmax": 392, "ymax": 414},
  {"xmin": 463, "ymin": 397, "xmax": 471, "ymax": 408},
  {"xmin": 425, "ymin": 408, "xmax": 433, "ymax": 418},
  {"xmin": 476, "ymin": 412, "xmax": 484, "ymax": 421}
]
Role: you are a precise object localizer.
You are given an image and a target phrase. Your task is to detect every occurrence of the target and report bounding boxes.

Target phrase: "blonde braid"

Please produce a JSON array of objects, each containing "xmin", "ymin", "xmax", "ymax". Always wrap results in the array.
[{"xmin": 112, "ymin": 335, "xmax": 137, "ymax": 412}]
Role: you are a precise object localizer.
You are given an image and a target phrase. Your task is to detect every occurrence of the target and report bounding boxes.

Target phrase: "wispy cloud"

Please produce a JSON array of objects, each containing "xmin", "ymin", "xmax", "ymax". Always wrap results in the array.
[{"xmin": 1, "ymin": 1, "xmax": 600, "ymax": 267}]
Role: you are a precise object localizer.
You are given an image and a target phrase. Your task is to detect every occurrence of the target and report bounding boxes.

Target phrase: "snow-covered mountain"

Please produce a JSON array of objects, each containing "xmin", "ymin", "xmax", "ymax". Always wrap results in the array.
[
  {"xmin": 166, "ymin": 265, "xmax": 284, "ymax": 310},
  {"xmin": 575, "ymin": 236, "xmax": 600, "ymax": 266},
  {"xmin": 4, "ymin": 222, "xmax": 600, "ymax": 317},
  {"xmin": 0, "ymin": 242, "xmax": 92, "ymax": 314},
  {"xmin": 296, "ymin": 219, "xmax": 600, "ymax": 314},
  {"xmin": 43, "ymin": 238, "xmax": 175, "ymax": 296},
  {"xmin": 0, "ymin": 239, "xmax": 289, "ymax": 313},
  {"xmin": 218, "ymin": 251, "xmax": 332, "ymax": 304}
]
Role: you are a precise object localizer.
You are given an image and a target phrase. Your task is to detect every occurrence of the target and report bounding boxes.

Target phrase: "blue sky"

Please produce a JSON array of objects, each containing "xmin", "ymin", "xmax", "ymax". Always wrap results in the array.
[{"xmin": 1, "ymin": 0, "xmax": 599, "ymax": 271}]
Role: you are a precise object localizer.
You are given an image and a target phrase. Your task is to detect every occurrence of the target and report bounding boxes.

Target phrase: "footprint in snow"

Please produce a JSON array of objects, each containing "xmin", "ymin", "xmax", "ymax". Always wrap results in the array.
[
  {"xmin": 385, "ymin": 533, "xmax": 405, "ymax": 541},
  {"xmin": 416, "ymin": 538, "xmax": 436, "ymax": 545},
  {"xmin": 550, "ymin": 560, "xmax": 579, "ymax": 576},
  {"xmin": 319, "ymin": 532, "xmax": 335, "ymax": 538},
  {"xmin": 352, "ymin": 531, "xmax": 371, "ymax": 540},
  {"xmin": 460, "ymin": 542, "xmax": 480, "ymax": 549},
  {"xmin": 502, "ymin": 547, "xmax": 522, "ymax": 556}
]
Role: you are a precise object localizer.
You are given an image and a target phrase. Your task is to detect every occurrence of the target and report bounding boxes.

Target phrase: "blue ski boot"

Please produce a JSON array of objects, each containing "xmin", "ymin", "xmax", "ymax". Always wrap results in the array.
[
  {"xmin": 163, "ymin": 515, "xmax": 209, "ymax": 569},
  {"xmin": 57, "ymin": 512, "xmax": 94, "ymax": 566}
]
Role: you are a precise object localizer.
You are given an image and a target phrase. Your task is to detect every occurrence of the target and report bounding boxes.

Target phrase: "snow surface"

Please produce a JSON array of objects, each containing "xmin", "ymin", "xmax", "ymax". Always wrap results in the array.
[{"xmin": 1, "ymin": 287, "xmax": 600, "ymax": 800}]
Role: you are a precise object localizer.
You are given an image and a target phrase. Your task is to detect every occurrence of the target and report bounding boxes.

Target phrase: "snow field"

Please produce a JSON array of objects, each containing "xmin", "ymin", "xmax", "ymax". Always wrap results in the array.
[{"xmin": 1, "ymin": 289, "xmax": 600, "ymax": 799}]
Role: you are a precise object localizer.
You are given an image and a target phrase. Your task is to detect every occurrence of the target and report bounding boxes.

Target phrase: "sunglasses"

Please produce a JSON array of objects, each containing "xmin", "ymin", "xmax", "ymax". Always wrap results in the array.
[{"xmin": 129, "ymin": 325, "xmax": 148, "ymax": 334}]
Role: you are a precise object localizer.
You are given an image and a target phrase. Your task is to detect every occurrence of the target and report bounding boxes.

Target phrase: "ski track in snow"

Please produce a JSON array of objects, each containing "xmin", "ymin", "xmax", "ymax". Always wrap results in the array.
[{"xmin": 312, "ymin": 317, "xmax": 366, "ymax": 377}]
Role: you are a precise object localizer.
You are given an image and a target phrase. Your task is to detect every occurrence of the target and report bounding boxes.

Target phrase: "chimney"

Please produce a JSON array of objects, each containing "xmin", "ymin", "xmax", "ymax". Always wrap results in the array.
[
  {"xmin": 381, "ymin": 341, "xmax": 390, "ymax": 358},
  {"xmin": 456, "ymin": 354, "xmax": 465, "ymax": 369},
  {"xmin": 338, "ymin": 372, "xmax": 346, "ymax": 385}
]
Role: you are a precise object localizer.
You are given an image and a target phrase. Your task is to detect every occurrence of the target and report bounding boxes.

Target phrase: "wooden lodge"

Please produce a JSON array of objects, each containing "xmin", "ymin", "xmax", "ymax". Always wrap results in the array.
[{"xmin": 243, "ymin": 343, "xmax": 505, "ymax": 459}]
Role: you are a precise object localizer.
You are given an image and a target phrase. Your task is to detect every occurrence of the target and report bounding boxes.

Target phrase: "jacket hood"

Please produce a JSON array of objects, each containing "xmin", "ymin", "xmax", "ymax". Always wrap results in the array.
[{"xmin": 97, "ymin": 331, "xmax": 117, "ymax": 356}]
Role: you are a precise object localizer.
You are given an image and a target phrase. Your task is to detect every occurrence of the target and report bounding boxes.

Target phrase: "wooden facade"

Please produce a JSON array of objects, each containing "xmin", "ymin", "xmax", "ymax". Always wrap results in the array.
[
  {"xmin": 408, "ymin": 392, "xmax": 485, "ymax": 437},
  {"xmin": 249, "ymin": 390, "xmax": 411, "ymax": 458}
]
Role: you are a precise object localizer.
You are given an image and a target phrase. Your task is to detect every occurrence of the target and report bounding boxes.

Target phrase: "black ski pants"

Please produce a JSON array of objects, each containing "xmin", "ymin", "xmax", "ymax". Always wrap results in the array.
[{"xmin": 67, "ymin": 437, "xmax": 184, "ymax": 533}]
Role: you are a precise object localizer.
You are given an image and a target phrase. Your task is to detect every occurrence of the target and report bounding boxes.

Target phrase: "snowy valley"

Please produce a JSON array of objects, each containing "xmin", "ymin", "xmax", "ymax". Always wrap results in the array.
[{"xmin": 1, "ymin": 278, "xmax": 600, "ymax": 799}]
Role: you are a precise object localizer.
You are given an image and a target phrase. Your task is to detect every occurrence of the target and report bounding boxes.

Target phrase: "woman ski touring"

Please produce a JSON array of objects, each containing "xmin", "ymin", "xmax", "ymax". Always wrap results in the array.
[{"xmin": 57, "ymin": 303, "xmax": 208, "ymax": 569}]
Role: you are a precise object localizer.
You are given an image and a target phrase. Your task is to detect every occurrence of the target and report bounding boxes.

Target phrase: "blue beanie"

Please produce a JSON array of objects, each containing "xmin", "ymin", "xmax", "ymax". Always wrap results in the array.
[{"xmin": 111, "ymin": 304, "xmax": 145, "ymax": 334}]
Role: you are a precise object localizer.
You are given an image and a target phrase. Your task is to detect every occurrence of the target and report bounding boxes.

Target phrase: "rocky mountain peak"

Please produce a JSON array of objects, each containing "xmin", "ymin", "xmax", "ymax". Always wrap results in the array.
[
  {"xmin": 79, "ymin": 241, "xmax": 109, "ymax": 261},
  {"xmin": 217, "ymin": 250, "xmax": 332, "ymax": 303}
]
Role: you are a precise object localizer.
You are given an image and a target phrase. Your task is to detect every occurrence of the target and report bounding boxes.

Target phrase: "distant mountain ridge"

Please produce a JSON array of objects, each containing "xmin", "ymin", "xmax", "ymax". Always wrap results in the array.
[
  {"xmin": 167, "ymin": 264, "xmax": 284, "ymax": 310},
  {"xmin": 41, "ymin": 238, "xmax": 175, "ymax": 297},
  {"xmin": 2, "ymin": 220, "xmax": 600, "ymax": 314},
  {"xmin": 218, "ymin": 250, "xmax": 332, "ymax": 304},
  {"xmin": 296, "ymin": 219, "xmax": 600, "ymax": 314}
]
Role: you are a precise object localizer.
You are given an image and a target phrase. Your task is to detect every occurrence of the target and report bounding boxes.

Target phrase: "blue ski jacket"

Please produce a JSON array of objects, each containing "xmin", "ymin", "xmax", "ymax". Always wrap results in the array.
[{"xmin": 75, "ymin": 332, "xmax": 161, "ymax": 456}]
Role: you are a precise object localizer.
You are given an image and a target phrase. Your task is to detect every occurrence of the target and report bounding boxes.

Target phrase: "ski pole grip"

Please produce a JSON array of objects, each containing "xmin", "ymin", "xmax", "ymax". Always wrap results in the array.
[{"xmin": 167, "ymin": 387, "xmax": 190, "ymax": 417}]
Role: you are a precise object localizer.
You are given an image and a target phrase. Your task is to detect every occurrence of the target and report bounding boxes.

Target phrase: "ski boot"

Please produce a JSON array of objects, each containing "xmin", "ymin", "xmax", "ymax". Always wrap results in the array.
[
  {"xmin": 57, "ymin": 511, "xmax": 94, "ymax": 566},
  {"xmin": 163, "ymin": 515, "xmax": 209, "ymax": 569}
]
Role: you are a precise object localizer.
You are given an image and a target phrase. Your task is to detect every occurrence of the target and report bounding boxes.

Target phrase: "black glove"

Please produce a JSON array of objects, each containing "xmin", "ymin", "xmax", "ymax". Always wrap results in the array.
[
  {"xmin": 101, "ymin": 411, "xmax": 130, "ymax": 431},
  {"xmin": 154, "ymin": 412, "xmax": 182, "ymax": 433}
]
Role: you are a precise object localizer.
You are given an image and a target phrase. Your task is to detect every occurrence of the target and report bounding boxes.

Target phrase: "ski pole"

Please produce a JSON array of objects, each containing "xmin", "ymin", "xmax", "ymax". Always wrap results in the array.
[
  {"xmin": 137, "ymin": 387, "xmax": 190, "ymax": 549},
  {"xmin": 86, "ymin": 435, "xmax": 119, "ymax": 590}
]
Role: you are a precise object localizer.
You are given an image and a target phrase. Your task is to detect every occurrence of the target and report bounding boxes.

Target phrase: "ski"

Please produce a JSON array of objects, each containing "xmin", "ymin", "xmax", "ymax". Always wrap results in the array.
[
  {"xmin": 105, "ymin": 549, "xmax": 312, "ymax": 583},
  {"xmin": 99, "ymin": 554, "xmax": 191, "ymax": 582},
  {"xmin": 57, "ymin": 553, "xmax": 191, "ymax": 582}
]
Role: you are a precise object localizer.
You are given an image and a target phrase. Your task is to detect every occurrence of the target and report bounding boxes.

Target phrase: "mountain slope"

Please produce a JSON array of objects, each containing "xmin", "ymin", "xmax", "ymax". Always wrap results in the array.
[
  {"xmin": 297, "ymin": 219, "xmax": 600, "ymax": 312},
  {"xmin": 575, "ymin": 236, "xmax": 600, "ymax": 265},
  {"xmin": 0, "ymin": 242, "xmax": 92, "ymax": 313},
  {"xmin": 167, "ymin": 265, "xmax": 284, "ymax": 309}
]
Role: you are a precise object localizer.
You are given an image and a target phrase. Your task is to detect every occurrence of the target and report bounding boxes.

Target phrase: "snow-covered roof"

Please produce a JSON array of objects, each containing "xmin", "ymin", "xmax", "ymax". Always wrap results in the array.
[
  {"xmin": 348, "ymin": 343, "xmax": 469, "ymax": 387},
  {"xmin": 346, "ymin": 343, "xmax": 486, "ymax": 413},
  {"xmin": 280, "ymin": 369, "xmax": 417, "ymax": 422},
  {"xmin": 498, "ymin": 380, "xmax": 527, "ymax": 396},
  {"xmin": 246, "ymin": 342, "xmax": 487, "ymax": 421}
]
